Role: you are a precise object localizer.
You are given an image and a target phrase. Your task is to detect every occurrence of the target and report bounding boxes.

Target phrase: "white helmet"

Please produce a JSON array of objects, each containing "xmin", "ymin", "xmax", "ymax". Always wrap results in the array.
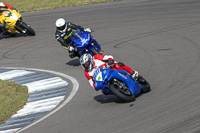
[
  {"xmin": 55, "ymin": 18, "xmax": 67, "ymax": 31},
  {"xmin": 80, "ymin": 54, "xmax": 94, "ymax": 71},
  {"xmin": 0, "ymin": 2, "xmax": 5, "ymax": 7}
]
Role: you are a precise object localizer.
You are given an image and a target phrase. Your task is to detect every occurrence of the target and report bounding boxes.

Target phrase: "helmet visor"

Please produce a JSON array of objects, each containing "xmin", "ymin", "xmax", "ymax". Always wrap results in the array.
[
  {"xmin": 58, "ymin": 24, "xmax": 66, "ymax": 31},
  {"xmin": 84, "ymin": 61, "xmax": 90, "ymax": 70}
]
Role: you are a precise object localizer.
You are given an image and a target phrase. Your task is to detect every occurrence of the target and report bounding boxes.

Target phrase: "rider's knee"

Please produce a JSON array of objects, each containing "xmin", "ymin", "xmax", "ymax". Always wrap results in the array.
[
  {"xmin": 114, "ymin": 62, "xmax": 125, "ymax": 69},
  {"xmin": 118, "ymin": 62, "xmax": 125, "ymax": 67}
]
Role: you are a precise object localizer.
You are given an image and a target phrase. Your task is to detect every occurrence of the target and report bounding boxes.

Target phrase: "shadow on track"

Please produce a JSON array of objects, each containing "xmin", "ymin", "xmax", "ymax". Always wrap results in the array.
[
  {"xmin": 94, "ymin": 94, "xmax": 128, "ymax": 104},
  {"xmin": 66, "ymin": 59, "xmax": 80, "ymax": 67}
]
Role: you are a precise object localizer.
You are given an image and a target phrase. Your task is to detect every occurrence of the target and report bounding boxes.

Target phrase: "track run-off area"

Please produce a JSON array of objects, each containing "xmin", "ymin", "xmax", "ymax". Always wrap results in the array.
[{"xmin": 0, "ymin": 0, "xmax": 200, "ymax": 133}]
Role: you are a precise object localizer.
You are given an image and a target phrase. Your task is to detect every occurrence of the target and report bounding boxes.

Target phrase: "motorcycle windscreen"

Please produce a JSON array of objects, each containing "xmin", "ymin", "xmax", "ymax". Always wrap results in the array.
[
  {"xmin": 94, "ymin": 68, "xmax": 103, "ymax": 81},
  {"xmin": 71, "ymin": 29, "xmax": 91, "ymax": 48}
]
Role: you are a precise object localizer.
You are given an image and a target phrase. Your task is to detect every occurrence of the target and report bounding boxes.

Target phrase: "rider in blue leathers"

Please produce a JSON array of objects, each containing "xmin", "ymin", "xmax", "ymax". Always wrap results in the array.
[{"xmin": 55, "ymin": 18, "xmax": 92, "ymax": 58}]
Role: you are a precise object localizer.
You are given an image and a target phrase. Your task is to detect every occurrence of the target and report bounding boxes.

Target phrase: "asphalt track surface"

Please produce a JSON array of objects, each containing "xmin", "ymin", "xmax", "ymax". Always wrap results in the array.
[{"xmin": 0, "ymin": 0, "xmax": 200, "ymax": 132}]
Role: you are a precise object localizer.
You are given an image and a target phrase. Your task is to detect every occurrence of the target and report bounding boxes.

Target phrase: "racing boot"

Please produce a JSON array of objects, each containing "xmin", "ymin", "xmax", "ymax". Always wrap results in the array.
[
  {"xmin": 132, "ymin": 70, "xmax": 139, "ymax": 79},
  {"xmin": 95, "ymin": 87, "xmax": 109, "ymax": 95},
  {"xmin": 0, "ymin": 27, "xmax": 5, "ymax": 35},
  {"xmin": 68, "ymin": 46, "xmax": 78, "ymax": 58},
  {"xmin": 69, "ymin": 51, "xmax": 78, "ymax": 58}
]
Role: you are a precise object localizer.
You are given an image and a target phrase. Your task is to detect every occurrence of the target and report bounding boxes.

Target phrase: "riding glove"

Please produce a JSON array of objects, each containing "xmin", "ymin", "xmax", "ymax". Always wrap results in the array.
[
  {"xmin": 84, "ymin": 28, "xmax": 92, "ymax": 33},
  {"xmin": 132, "ymin": 71, "xmax": 139, "ymax": 78},
  {"xmin": 68, "ymin": 46, "xmax": 74, "ymax": 51}
]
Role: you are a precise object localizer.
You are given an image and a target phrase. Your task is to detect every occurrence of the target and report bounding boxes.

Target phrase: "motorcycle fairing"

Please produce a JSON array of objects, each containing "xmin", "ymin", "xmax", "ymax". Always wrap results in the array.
[
  {"xmin": 71, "ymin": 29, "xmax": 91, "ymax": 48},
  {"xmin": 94, "ymin": 67, "xmax": 142, "ymax": 96},
  {"xmin": 0, "ymin": 9, "xmax": 22, "ymax": 33},
  {"xmin": 71, "ymin": 29, "xmax": 101, "ymax": 56}
]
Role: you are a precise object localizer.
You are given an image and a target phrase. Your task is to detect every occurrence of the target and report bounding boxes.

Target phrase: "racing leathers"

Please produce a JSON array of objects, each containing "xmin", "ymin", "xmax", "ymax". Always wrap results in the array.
[
  {"xmin": 84, "ymin": 54, "xmax": 137, "ymax": 94},
  {"xmin": 55, "ymin": 22, "xmax": 89, "ymax": 58},
  {"xmin": 0, "ymin": 2, "xmax": 13, "ymax": 10}
]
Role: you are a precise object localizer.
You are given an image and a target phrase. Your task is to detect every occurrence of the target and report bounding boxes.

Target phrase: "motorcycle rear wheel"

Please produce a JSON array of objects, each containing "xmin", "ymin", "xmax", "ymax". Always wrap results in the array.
[{"xmin": 110, "ymin": 84, "xmax": 135, "ymax": 102}]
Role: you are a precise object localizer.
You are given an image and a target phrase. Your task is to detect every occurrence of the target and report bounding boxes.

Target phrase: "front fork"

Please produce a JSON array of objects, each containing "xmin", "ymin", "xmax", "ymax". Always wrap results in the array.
[
  {"xmin": 15, "ymin": 19, "xmax": 26, "ymax": 34},
  {"xmin": 88, "ymin": 43, "xmax": 103, "ymax": 55}
]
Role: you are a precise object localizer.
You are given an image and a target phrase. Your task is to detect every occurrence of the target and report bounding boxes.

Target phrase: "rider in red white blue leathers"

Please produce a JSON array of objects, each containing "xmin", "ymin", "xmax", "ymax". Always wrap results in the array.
[{"xmin": 80, "ymin": 54, "xmax": 138, "ymax": 94}]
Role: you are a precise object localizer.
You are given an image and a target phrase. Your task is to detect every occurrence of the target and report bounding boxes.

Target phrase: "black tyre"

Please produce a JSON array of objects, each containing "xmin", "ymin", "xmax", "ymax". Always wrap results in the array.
[
  {"xmin": 90, "ymin": 47, "xmax": 100, "ymax": 55},
  {"xmin": 20, "ymin": 21, "xmax": 35, "ymax": 36},
  {"xmin": 138, "ymin": 77, "xmax": 151, "ymax": 93},
  {"xmin": 109, "ymin": 84, "xmax": 135, "ymax": 102}
]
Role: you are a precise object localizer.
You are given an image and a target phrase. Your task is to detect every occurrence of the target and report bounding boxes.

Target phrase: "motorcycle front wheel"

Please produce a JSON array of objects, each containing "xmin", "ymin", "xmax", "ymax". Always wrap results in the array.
[
  {"xmin": 90, "ymin": 47, "xmax": 103, "ymax": 55},
  {"xmin": 137, "ymin": 76, "xmax": 151, "ymax": 93},
  {"xmin": 109, "ymin": 84, "xmax": 135, "ymax": 102},
  {"xmin": 19, "ymin": 21, "xmax": 35, "ymax": 36}
]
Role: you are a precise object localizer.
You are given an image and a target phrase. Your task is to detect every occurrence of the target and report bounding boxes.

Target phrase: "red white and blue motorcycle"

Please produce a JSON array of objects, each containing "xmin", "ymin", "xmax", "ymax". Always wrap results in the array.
[{"xmin": 94, "ymin": 66, "xmax": 151, "ymax": 102}]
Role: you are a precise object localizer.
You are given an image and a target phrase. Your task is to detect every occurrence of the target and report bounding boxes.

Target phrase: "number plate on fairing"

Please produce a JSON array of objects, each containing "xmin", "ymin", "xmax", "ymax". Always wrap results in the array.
[{"xmin": 94, "ymin": 68, "xmax": 103, "ymax": 81}]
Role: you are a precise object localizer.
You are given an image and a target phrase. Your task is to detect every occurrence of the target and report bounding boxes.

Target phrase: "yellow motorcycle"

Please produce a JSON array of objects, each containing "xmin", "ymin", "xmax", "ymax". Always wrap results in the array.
[{"xmin": 0, "ymin": 8, "xmax": 35, "ymax": 36}]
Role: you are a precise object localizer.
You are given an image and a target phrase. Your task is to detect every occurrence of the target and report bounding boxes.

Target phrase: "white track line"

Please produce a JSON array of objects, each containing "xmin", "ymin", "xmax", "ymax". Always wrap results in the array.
[{"xmin": 0, "ymin": 67, "xmax": 79, "ymax": 133}]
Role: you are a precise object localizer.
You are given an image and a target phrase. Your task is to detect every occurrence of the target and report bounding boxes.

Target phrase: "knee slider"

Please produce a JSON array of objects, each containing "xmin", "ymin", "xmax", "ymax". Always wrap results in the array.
[{"xmin": 118, "ymin": 62, "xmax": 125, "ymax": 67}]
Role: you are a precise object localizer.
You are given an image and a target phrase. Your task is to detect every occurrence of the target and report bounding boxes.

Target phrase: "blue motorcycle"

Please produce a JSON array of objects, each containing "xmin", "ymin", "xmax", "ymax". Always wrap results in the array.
[
  {"xmin": 70, "ymin": 29, "xmax": 102, "ymax": 57},
  {"xmin": 94, "ymin": 66, "xmax": 151, "ymax": 102}
]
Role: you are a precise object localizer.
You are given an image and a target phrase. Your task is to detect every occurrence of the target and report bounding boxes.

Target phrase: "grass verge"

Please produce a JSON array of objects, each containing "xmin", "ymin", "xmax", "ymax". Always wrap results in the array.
[
  {"xmin": 2, "ymin": 0, "xmax": 119, "ymax": 12},
  {"xmin": 0, "ymin": 80, "xmax": 29, "ymax": 124}
]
